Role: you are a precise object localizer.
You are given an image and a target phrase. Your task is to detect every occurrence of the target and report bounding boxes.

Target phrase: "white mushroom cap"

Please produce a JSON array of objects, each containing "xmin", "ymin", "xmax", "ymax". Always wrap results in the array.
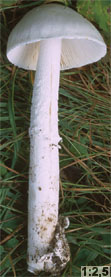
[{"xmin": 7, "ymin": 3, "xmax": 107, "ymax": 70}]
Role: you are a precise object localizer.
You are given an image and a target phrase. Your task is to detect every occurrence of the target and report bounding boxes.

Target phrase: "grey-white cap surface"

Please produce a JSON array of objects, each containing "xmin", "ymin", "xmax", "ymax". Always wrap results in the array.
[{"xmin": 7, "ymin": 4, "xmax": 107, "ymax": 70}]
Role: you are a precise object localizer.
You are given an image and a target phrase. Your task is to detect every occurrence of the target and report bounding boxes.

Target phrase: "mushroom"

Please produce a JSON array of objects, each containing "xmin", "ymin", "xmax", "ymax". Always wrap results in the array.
[{"xmin": 6, "ymin": 3, "xmax": 107, "ymax": 275}]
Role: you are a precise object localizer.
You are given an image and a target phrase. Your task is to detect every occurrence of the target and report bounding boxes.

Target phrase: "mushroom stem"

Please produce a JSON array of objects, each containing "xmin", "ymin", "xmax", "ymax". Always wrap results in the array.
[{"xmin": 28, "ymin": 38, "xmax": 65, "ymax": 273}]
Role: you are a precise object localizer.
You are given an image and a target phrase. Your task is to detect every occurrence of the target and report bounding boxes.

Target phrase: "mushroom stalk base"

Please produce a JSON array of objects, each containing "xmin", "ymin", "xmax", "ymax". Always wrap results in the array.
[
  {"xmin": 27, "ymin": 38, "xmax": 70, "ymax": 274},
  {"xmin": 28, "ymin": 216, "xmax": 70, "ymax": 275}
]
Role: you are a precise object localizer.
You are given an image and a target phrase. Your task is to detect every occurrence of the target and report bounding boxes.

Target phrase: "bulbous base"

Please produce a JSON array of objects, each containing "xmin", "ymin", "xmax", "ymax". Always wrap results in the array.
[{"xmin": 27, "ymin": 217, "xmax": 70, "ymax": 275}]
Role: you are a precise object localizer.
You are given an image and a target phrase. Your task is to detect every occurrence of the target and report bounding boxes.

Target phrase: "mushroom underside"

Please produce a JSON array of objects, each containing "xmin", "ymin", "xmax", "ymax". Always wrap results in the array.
[{"xmin": 7, "ymin": 38, "xmax": 106, "ymax": 70}]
